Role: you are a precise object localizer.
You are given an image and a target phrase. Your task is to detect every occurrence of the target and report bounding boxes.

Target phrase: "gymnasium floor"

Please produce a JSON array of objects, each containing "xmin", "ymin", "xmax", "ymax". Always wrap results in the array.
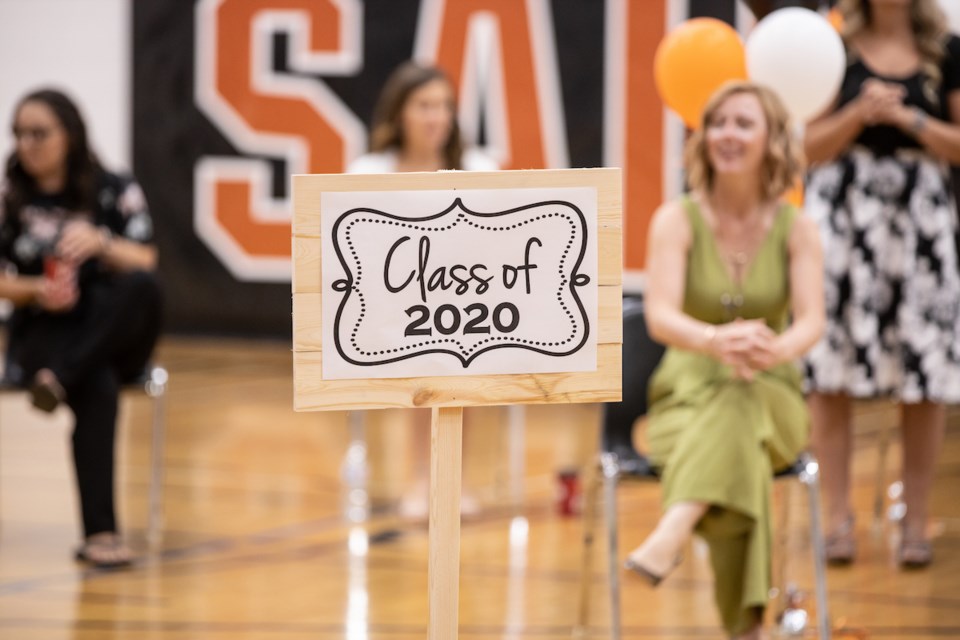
[{"xmin": 1, "ymin": 337, "xmax": 958, "ymax": 639}]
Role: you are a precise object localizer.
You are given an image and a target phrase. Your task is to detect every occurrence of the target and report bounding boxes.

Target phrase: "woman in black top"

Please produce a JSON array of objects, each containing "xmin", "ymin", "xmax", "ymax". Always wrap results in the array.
[
  {"xmin": 0, "ymin": 89, "xmax": 162, "ymax": 568},
  {"xmin": 803, "ymin": 0, "xmax": 960, "ymax": 568}
]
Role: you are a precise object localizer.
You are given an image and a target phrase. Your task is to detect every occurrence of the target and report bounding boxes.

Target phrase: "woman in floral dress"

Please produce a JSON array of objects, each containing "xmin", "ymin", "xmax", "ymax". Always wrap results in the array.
[{"xmin": 803, "ymin": 0, "xmax": 960, "ymax": 567}]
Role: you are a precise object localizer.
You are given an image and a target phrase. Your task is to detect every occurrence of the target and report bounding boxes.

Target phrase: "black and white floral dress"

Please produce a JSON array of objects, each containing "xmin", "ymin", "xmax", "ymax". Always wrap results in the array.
[{"xmin": 804, "ymin": 35, "xmax": 960, "ymax": 403}]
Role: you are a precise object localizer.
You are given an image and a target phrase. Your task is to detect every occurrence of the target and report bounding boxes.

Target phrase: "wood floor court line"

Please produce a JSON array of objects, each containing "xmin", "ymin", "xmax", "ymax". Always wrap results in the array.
[{"xmin": 1, "ymin": 338, "xmax": 959, "ymax": 639}]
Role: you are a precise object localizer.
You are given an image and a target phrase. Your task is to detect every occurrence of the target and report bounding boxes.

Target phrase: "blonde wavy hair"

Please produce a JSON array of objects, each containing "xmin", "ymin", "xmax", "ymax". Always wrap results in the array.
[
  {"xmin": 838, "ymin": 0, "xmax": 948, "ymax": 101},
  {"xmin": 685, "ymin": 81, "xmax": 804, "ymax": 202}
]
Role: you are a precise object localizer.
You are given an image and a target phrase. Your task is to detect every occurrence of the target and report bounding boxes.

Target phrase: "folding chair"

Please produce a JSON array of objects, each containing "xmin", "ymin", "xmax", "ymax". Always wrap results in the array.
[
  {"xmin": 0, "ymin": 361, "xmax": 169, "ymax": 545},
  {"xmin": 574, "ymin": 298, "xmax": 830, "ymax": 639}
]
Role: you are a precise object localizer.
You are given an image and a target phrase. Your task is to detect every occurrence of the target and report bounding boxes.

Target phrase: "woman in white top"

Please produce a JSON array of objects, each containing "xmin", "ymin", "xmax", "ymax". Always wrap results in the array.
[
  {"xmin": 348, "ymin": 62, "xmax": 498, "ymax": 174},
  {"xmin": 347, "ymin": 61, "xmax": 497, "ymax": 518}
]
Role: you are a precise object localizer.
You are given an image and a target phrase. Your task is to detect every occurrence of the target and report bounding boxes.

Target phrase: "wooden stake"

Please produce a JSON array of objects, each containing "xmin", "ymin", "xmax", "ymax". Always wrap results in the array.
[{"xmin": 428, "ymin": 406, "xmax": 463, "ymax": 640}]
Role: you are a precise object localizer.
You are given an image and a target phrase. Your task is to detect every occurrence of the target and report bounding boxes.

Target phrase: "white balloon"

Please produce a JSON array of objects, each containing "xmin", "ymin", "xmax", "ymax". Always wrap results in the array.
[{"xmin": 746, "ymin": 7, "xmax": 846, "ymax": 122}]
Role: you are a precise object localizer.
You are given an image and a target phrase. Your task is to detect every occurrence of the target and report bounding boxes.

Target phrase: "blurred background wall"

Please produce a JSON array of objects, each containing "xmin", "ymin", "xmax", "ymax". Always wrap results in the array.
[
  {"xmin": 1, "ymin": 0, "xmax": 958, "ymax": 337},
  {"xmin": 0, "ymin": 0, "xmax": 130, "ymax": 169}
]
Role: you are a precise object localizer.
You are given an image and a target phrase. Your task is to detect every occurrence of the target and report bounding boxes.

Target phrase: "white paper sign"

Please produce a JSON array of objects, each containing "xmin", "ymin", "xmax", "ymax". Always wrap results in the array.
[{"xmin": 320, "ymin": 187, "xmax": 598, "ymax": 379}]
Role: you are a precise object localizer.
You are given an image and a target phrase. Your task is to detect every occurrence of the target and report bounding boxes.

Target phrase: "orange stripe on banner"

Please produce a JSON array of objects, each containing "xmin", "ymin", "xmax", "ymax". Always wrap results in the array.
[
  {"xmin": 219, "ymin": 0, "xmax": 346, "ymax": 175},
  {"xmin": 623, "ymin": 1, "xmax": 665, "ymax": 271},
  {"xmin": 433, "ymin": 0, "xmax": 547, "ymax": 169},
  {"xmin": 215, "ymin": 0, "xmax": 347, "ymax": 257},
  {"xmin": 215, "ymin": 182, "xmax": 291, "ymax": 255}
]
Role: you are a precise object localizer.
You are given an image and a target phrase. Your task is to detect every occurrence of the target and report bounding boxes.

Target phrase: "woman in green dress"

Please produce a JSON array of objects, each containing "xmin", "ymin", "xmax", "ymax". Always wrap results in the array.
[{"xmin": 625, "ymin": 82, "xmax": 825, "ymax": 638}]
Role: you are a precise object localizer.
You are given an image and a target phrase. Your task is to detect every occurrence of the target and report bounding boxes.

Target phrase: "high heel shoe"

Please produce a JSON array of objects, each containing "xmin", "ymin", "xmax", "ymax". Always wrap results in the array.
[
  {"xmin": 824, "ymin": 514, "xmax": 856, "ymax": 566},
  {"xmin": 898, "ymin": 538, "xmax": 933, "ymax": 568},
  {"xmin": 30, "ymin": 369, "xmax": 65, "ymax": 413},
  {"xmin": 898, "ymin": 521, "xmax": 933, "ymax": 569},
  {"xmin": 623, "ymin": 552, "xmax": 682, "ymax": 588}
]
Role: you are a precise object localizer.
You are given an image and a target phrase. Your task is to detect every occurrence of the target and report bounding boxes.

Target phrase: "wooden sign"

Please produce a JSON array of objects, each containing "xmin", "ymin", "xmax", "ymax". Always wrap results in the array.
[{"xmin": 292, "ymin": 168, "xmax": 622, "ymax": 411}]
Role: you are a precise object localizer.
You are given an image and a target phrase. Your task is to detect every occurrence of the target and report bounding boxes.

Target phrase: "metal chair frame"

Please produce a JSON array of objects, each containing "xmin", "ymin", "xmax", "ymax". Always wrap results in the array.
[
  {"xmin": 0, "ymin": 365, "xmax": 169, "ymax": 545},
  {"xmin": 574, "ymin": 449, "xmax": 831, "ymax": 639},
  {"xmin": 573, "ymin": 298, "xmax": 831, "ymax": 639}
]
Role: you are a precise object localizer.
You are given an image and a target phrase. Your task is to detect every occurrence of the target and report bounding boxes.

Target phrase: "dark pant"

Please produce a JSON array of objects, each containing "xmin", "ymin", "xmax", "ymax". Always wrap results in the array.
[{"xmin": 7, "ymin": 270, "xmax": 163, "ymax": 537}]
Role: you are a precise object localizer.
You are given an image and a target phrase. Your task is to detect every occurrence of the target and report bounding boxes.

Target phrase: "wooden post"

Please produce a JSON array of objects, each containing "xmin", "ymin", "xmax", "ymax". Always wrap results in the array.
[{"xmin": 428, "ymin": 406, "xmax": 463, "ymax": 640}]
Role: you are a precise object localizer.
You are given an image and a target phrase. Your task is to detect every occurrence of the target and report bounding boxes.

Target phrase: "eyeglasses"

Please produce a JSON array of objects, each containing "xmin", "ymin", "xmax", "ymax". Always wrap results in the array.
[{"xmin": 12, "ymin": 126, "xmax": 57, "ymax": 144}]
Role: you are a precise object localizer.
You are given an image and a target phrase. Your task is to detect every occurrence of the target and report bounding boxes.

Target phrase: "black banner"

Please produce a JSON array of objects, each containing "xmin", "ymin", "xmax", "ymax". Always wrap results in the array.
[{"xmin": 134, "ymin": 1, "xmax": 741, "ymax": 337}]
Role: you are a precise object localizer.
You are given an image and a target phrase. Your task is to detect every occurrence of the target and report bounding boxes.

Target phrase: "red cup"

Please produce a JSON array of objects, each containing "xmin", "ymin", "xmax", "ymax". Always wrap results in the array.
[
  {"xmin": 556, "ymin": 468, "xmax": 581, "ymax": 516},
  {"xmin": 43, "ymin": 255, "xmax": 62, "ymax": 280}
]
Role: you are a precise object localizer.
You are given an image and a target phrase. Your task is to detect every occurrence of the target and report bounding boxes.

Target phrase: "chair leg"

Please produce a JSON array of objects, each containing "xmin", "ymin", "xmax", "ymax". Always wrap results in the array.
[
  {"xmin": 800, "ymin": 455, "xmax": 831, "ymax": 640},
  {"xmin": 574, "ymin": 457, "xmax": 602, "ymax": 638},
  {"xmin": 145, "ymin": 366, "xmax": 168, "ymax": 547},
  {"xmin": 773, "ymin": 476, "xmax": 793, "ymax": 606},
  {"xmin": 601, "ymin": 454, "xmax": 622, "ymax": 640}
]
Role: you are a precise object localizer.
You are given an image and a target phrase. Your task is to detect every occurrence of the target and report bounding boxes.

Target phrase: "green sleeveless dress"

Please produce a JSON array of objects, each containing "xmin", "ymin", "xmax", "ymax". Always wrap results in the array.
[{"xmin": 646, "ymin": 196, "xmax": 809, "ymax": 635}]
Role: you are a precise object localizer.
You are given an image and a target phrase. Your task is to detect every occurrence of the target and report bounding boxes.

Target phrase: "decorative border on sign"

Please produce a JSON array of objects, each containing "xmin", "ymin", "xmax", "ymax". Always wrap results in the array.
[{"xmin": 329, "ymin": 197, "xmax": 591, "ymax": 368}]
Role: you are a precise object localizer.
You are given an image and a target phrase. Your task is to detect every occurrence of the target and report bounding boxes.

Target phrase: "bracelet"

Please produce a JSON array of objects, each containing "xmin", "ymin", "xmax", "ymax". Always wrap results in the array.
[
  {"xmin": 702, "ymin": 324, "xmax": 717, "ymax": 353},
  {"xmin": 911, "ymin": 108, "xmax": 928, "ymax": 136},
  {"xmin": 98, "ymin": 226, "xmax": 113, "ymax": 255}
]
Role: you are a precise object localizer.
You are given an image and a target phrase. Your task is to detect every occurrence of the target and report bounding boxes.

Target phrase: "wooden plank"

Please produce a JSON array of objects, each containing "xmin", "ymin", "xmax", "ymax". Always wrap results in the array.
[
  {"xmin": 291, "ymin": 168, "xmax": 622, "ymax": 295},
  {"xmin": 292, "ymin": 168, "xmax": 621, "ymax": 237},
  {"xmin": 428, "ymin": 407, "xmax": 463, "ymax": 640},
  {"xmin": 292, "ymin": 168, "xmax": 623, "ymax": 412},
  {"xmin": 293, "ymin": 285, "xmax": 624, "ymax": 352},
  {"xmin": 292, "ymin": 343, "xmax": 622, "ymax": 411},
  {"xmin": 291, "ymin": 234, "xmax": 321, "ymax": 296}
]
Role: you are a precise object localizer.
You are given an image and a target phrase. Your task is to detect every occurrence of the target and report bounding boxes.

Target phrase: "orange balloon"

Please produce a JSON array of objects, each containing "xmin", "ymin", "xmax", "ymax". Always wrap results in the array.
[
  {"xmin": 654, "ymin": 18, "xmax": 747, "ymax": 129},
  {"xmin": 827, "ymin": 7, "xmax": 844, "ymax": 33}
]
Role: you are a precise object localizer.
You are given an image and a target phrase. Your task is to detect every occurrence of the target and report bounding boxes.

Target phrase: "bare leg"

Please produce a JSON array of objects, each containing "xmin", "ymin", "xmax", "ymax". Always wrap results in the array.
[
  {"xmin": 899, "ymin": 401, "xmax": 945, "ymax": 559},
  {"xmin": 808, "ymin": 393, "xmax": 854, "ymax": 529},
  {"xmin": 625, "ymin": 501, "xmax": 708, "ymax": 578}
]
